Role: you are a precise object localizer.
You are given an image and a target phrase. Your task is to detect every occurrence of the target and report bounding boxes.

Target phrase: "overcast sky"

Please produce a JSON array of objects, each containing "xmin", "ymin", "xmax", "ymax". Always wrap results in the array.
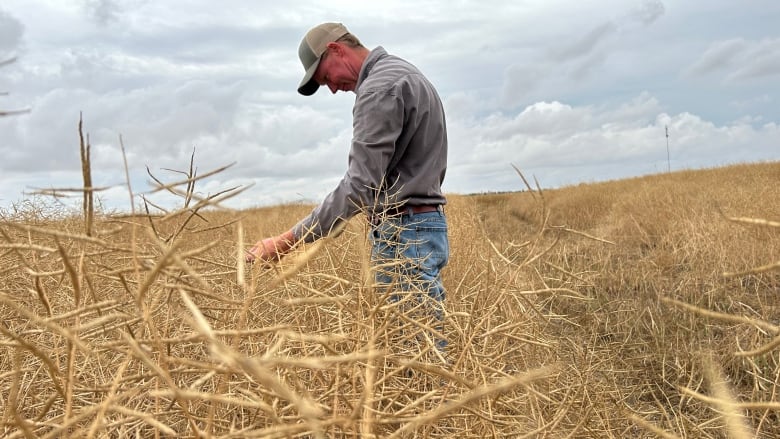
[{"xmin": 1, "ymin": 0, "xmax": 778, "ymax": 213}]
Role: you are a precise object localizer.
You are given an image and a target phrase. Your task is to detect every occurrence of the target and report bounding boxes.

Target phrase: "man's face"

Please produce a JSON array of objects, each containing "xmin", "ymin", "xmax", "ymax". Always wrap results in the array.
[{"xmin": 313, "ymin": 43, "xmax": 358, "ymax": 94}]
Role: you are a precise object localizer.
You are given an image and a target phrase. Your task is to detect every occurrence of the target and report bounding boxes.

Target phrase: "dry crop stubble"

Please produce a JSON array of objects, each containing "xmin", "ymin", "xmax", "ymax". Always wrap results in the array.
[
  {"xmin": 1, "ymin": 160, "xmax": 779, "ymax": 437},
  {"xmin": 0, "ymin": 158, "xmax": 567, "ymax": 437}
]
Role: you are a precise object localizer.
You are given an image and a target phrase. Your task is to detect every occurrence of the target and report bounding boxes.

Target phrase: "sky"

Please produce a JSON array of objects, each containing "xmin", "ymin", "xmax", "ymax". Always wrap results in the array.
[{"xmin": 0, "ymin": 0, "xmax": 778, "ymax": 214}]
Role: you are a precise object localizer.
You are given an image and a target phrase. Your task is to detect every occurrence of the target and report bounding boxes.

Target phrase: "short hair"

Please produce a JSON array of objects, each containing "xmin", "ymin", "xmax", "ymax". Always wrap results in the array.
[{"xmin": 336, "ymin": 33, "xmax": 364, "ymax": 48}]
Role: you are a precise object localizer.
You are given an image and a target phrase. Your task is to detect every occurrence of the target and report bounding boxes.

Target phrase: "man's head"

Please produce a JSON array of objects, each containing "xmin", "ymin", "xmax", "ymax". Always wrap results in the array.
[{"xmin": 297, "ymin": 23, "xmax": 367, "ymax": 96}]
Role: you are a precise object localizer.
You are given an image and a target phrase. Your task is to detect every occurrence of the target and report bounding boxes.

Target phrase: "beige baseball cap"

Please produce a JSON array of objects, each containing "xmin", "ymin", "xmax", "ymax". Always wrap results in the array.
[{"xmin": 297, "ymin": 22, "xmax": 349, "ymax": 96}]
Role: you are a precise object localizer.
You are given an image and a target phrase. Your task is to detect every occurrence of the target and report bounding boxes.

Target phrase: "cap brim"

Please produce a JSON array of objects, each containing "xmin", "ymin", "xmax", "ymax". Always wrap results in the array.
[{"xmin": 297, "ymin": 58, "xmax": 322, "ymax": 96}]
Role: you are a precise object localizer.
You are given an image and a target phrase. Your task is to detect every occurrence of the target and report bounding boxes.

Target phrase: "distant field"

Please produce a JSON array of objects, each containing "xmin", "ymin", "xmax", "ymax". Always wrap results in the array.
[{"xmin": 1, "ymin": 161, "xmax": 778, "ymax": 438}]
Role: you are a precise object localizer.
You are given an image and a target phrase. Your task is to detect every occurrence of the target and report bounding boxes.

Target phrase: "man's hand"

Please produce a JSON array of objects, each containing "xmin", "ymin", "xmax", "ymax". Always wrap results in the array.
[{"xmin": 245, "ymin": 230, "xmax": 296, "ymax": 264}]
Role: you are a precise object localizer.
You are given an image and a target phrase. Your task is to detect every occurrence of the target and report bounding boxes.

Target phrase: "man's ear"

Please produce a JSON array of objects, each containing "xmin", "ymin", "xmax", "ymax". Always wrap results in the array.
[{"xmin": 326, "ymin": 41, "xmax": 343, "ymax": 57}]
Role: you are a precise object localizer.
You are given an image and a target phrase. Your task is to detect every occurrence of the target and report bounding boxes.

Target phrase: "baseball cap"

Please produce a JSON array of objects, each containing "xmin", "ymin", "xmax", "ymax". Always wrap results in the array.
[{"xmin": 297, "ymin": 22, "xmax": 349, "ymax": 96}]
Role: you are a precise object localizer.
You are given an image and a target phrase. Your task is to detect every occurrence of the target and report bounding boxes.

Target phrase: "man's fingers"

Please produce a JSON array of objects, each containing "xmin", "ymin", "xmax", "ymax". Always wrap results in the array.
[
  {"xmin": 245, "ymin": 236, "xmax": 288, "ymax": 265},
  {"xmin": 245, "ymin": 246, "xmax": 259, "ymax": 263},
  {"xmin": 245, "ymin": 244, "xmax": 271, "ymax": 264}
]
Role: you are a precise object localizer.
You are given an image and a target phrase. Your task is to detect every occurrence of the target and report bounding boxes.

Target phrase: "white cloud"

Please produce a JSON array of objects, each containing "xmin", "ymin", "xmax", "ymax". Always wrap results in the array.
[{"xmin": 444, "ymin": 92, "xmax": 780, "ymax": 194}]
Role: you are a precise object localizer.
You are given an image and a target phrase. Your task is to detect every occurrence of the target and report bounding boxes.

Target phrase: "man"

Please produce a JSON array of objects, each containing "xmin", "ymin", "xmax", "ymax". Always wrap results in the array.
[{"xmin": 246, "ymin": 22, "xmax": 449, "ymax": 352}]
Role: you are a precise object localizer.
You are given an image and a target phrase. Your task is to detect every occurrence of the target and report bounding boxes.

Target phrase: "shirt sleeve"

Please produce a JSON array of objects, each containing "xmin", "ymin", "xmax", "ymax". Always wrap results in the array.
[{"xmin": 292, "ymin": 88, "xmax": 404, "ymax": 242}]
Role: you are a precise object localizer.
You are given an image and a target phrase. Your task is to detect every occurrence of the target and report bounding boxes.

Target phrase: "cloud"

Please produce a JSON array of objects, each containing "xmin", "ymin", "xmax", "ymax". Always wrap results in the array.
[
  {"xmin": 501, "ymin": 65, "xmax": 545, "ymax": 107},
  {"xmin": 628, "ymin": 0, "xmax": 666, "ymax": 26},
  {"xmin": 570, "ymin": 50, "xmax": 610, "ymax": 80},
  {"xmin": 685, "ymin": 39, "xmax": 747, "ymax": 77},
  {"xmin": 728, "ymin": 39, "xmax": 780, "ymax": 81},
  {"xmin": 547, "ymin": 0, "xmax": 666, "ymax": 64},
  {"xmin": 730, "ymin": 94, "xmax": 772, "ymax": 113},
  {"xmin": 0, "ymin": 0, "xmax": 777, "ymax": 213},
  {"xmin": 500, "ymin": 0, "xmax": 671, "ymax": 107},
  {"xmin": 443, "ymin": 91, "xmax": 779, "ymax": 194},
  {"xmin": 686, "ymin": 38, "xmax": 780, "ymax": 82},
  {"xmin": 83, "ymin": 0, "xmax": 124, "ymax": 26},
  {"xmin": 3, "ymin": 85, "xmax": 778, "ymax": 212},
  {"xmin": 549, "ymin": 22, "xmax": 617, "ymax": 62},
  {"xmin": 0, "ymin": 9, "xmax": 24, "ymax": 57}
]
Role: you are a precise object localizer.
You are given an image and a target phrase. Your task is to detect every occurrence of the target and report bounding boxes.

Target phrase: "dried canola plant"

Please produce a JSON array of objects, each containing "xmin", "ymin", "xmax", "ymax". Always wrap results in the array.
[
  {"xmin": 1, "ymin": 152, "xmax": 778, "ymax": 437},
  {"xmin": 0, "ymin": 157, "xmax": 569, "ymax": 438}
]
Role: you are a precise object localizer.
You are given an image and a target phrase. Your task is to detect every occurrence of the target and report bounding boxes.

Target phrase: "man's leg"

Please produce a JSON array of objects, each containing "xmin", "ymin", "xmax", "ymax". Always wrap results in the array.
[
  {"xmin": 400, "ymin": 210, "xmax": 449, "ymax": 353},
  {"xmin": 371, "ymin": 210, "xmax": 449, "ymax": 355}
]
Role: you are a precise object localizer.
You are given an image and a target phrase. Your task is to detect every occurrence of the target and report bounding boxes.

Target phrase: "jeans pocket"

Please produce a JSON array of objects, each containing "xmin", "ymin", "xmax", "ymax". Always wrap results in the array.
[{"xmin": 411, "ymin": 226, "xmax": 449, "ymax": 273}]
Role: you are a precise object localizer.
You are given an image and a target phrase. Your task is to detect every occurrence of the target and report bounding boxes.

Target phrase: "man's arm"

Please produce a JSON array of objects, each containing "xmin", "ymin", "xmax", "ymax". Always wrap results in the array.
[
  {"xmin": 247, "ymin": 84, "xmax": 403, "ymax": 261},
  {"xmin": 245, "ymin": 229, "xmax": 296, "ymax": 263},
  {"xmin": 290, "ymin": 88, "xmax": 403, "ymax": 242}
]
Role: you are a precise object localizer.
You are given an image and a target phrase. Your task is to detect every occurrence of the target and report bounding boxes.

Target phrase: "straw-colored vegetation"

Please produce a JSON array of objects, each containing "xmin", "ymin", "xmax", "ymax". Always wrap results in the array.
[{"xmin": 1, "ymin": 160, "xmax": 778, "ymax": 438}]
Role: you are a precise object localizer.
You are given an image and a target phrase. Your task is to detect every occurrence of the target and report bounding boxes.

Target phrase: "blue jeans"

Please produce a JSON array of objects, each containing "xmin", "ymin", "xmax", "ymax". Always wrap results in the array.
[{"xmin": 370, "ymin": 209, "xmax": 449, "ymax": 352}]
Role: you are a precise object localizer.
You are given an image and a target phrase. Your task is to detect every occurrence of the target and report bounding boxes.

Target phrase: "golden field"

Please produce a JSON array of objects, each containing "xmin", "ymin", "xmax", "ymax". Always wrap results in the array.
[{"xmin": 0, "ymin": 161, "xmax": 778, "ymax": 438}]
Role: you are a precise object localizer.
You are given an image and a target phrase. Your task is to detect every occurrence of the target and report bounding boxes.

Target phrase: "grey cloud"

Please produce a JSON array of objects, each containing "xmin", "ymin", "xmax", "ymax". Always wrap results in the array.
[
  {"xmin": 113, "ymin": 24, "xmax": 299, "ymax": 65},
  {"xmin": 549, "ymin": 22, "xmax": 617, "ymax": 62},
  {"xmin": 0, "ymin": 79, "xmax": 247, "ymax": 173},
  {"xmin": 728, "ymin": 39, "xmax": 780, "ymax": 81},
  {"xmin": 0, "ymin": 9, "xmax": 24, "ymax": 56},
  {"xmin": 500, "ymin": 64, "xmax": 545, "ymax": 108},
  {"xmin": 686, "ymin": 38, "xmax": 780, "ymax": 83},
  {"xmin": 499, "ymin": 1, "xmax": 671, "ymax": 111},
  {"xmin": 0, "ymin": 89, "xmax": 98, "ymax": 173},
  {"xmin": 629, "ymin": 0, "xmax": 665, "ymax": 26},
  {"xmin": 2, "ymin": 1, "xmax": 778, "ymax": 212},
  {"xmin": 569, "ymin": 50, "xmax": 609, "ymax": 80},
  {"xmin": 84, "ymin": 0, "xmax": 125, "ymax": 26},
  {"xmin": 685, "ymin": 39, "xmax": 746, "ymax": 77}
]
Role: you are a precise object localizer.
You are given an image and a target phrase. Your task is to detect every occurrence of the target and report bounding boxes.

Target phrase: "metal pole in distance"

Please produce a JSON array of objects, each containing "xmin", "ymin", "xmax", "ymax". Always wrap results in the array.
[{"xmin": 665, "ymin": 125, "xmax": 671, "ymax": 173}]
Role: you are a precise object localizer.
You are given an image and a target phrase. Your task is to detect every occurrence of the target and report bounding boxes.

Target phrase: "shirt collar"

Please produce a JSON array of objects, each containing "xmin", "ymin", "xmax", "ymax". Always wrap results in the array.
[{"xmin": 356, "ymin": 46, "xmax": 387, "ymax": 92}]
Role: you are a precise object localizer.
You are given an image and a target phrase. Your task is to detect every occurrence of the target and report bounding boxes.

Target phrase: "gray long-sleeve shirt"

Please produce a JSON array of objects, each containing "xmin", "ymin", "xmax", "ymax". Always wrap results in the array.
[{"xmin": 292, "ymin": 46, "xmax": 448, "ymax": 242}]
